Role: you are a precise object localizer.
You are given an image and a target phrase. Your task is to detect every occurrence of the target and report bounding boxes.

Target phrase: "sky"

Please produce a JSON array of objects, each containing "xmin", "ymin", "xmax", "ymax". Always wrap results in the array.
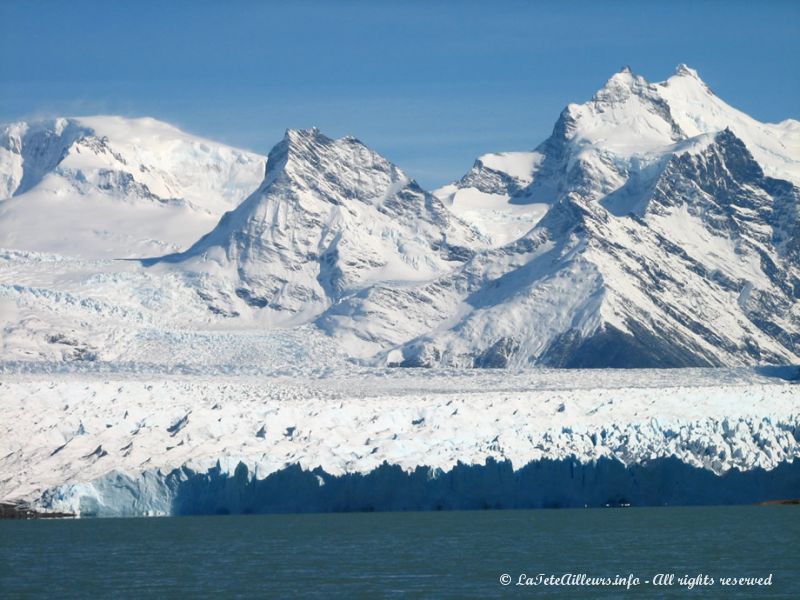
[{"xmin": 1, "ymin": 0, "xmax": 799, "ymax": 189}]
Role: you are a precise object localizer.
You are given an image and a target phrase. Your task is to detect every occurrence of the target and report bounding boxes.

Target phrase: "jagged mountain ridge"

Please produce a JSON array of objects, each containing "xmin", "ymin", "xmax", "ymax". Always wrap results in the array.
[
  {"xmin": 436, "ymin": 65, "xmax": 800, "ymax": 245},
  {"xmin": 385, "ymin": 130, "xmax": 799, "ymax": 367},
  {"xmin": 151, "ymin": 128, "xmax": 485, "ymax": 326},
  {"xmin": 0, "ymin": 116, "xmax": 266, "ymax": 257}
]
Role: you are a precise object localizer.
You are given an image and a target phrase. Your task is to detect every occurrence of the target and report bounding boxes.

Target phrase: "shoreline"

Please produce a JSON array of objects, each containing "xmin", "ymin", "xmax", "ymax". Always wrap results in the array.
[{"xmin": 0, "ymin": 502, "xmax": 75, "ymax": 520}]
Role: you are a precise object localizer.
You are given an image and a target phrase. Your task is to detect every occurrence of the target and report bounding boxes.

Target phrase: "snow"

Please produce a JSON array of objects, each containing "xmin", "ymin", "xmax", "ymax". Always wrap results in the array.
[
  {"xmin": 0, "ymin": 116, "xmax": 266, "ymax": 258},
  {"xmin": 565, "ymin": 69, "xmax": 681, "ymax": 154},
  {"xmin": 379, "ymin": 67, "xmax": 800, "ymax": 368},
  {"xmin": 436, "ymin": 64, "xmax": 799, "ymax": 255},
  {"xmin": 559, "ymin": 64, "xmax": 800, "ymax": 185},
  {"xmin": 437, "ymin": 186, "xmax": 549, "ymax": 246},
  {"xmin": 648, "ymin": 204, "xmax": 772, "ymax": 289},
  {"xmin": 656, "ymin": 67, "xmax": 800, "ymax": 185},
  {"xmin": 478, "ymin": 151, "xmax": 542, "ymax": 181},
  {"xmin": 434, "ymin": 150, "xmax": 548, "ymax": 245},
  {"xmin": 153, "ymin": 128, "xmax": 485, "ymax": 324}
]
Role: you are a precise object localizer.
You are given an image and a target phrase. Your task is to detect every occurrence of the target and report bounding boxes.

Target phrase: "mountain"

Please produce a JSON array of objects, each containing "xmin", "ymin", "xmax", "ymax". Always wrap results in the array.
[
  {"xmin": 0, "ymin": 116, "xmax": 266, "ymax": 257},
  {"xmin": 152, "ymin": 128, "xmax": 484, "ymax": 329},
  {"xmin": 326, "ymin": 66, "xmax": 800, "ymax": 367},
  {"xmin": 435, "ymin": 65, "xmax": 800, "ymax": 244},
  {"xmin": 1, "ymin": 65, "xmax": 797, "ymax": 369}
]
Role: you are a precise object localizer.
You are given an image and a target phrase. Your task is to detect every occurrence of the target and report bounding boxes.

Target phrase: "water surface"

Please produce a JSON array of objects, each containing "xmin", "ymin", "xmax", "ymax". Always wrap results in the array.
[{"xmin": 1, "ymin": 505, "xmax": 796, "ymax": 598}]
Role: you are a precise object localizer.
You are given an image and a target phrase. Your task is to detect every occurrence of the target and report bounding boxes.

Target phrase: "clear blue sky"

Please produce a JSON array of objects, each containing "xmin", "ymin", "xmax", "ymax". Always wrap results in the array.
[{"xmin": 1, "ymin": 0, "xmax": 798, "ymax": 188}]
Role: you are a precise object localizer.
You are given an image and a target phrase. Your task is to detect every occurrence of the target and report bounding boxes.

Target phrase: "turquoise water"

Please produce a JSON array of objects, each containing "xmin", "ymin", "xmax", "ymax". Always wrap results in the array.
[{"xmin": 1, "ymin": 506, "xmax": 796, "ymax": 598}]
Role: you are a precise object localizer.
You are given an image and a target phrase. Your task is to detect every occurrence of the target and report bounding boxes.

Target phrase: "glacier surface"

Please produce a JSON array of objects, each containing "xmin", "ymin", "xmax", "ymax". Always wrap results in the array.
[{"xmin": 2, "ymin": 367, "xmax": 798, "ymax": 516}]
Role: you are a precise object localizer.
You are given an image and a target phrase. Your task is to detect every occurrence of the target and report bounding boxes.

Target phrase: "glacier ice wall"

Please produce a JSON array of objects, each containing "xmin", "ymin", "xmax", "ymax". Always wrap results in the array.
[
  {"xmin": 39, "ymin": 456, "xmax": 800, "ymax": 518},
  {"xmin": 3, "ymin": 371, "xmax": 798, "ymax": 517}
]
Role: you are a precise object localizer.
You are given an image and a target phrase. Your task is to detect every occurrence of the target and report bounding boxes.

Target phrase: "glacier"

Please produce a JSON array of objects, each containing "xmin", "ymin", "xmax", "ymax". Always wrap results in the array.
[{"xmin": 2, "ymin": 367, "xmax": 798, "ymax": 516}]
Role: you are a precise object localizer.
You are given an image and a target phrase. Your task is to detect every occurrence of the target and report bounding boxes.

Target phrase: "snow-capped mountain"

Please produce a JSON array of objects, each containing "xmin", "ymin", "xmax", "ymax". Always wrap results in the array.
[
  {"xmin": 152, "ymin": 128, "xmax": 484, "ymax": 326},
  {"xmin": 0, "ymin": 116, "xmax": 266, "ymax": 257},
  {"xmin": 328, "ymin": 66, "xmax": 800, "ymax": 367},
  {"xmin": 435, "ymin": 152, "xmax": 549, "ymax": 246},
  {"xmin": 0, "ymin": 65, "xmax": 797, "ymax": 369},
  {"xmin": 381, "ymin": 130, "xmax": 798, "ymax": 367}
]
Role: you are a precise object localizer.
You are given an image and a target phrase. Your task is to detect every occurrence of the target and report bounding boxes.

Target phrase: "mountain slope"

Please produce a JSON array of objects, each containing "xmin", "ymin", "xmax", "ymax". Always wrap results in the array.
[
  {"xmin": 0, "ymin": 116, "xmax": 266, "ymax": 257},
  {"xmin": 381, "ymin": 130, "xmax": 800, "ymax": 367},
  {"xmin": 435, "ymin": 152, "xmax": 549, "ymax": 246},
  {"xmin": 153, "ymin": 128, "xmax": 484, "ymax": 328}
]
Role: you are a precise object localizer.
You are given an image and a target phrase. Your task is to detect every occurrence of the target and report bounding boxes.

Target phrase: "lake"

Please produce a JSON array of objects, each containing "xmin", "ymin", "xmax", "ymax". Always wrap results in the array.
[{"xmin": 1, "ymin": 505, "xmax": 796, "ymax": 598}]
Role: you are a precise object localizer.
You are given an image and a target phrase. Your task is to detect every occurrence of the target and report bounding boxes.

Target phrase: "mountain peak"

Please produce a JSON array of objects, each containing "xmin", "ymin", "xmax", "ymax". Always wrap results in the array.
[
  {"xmin": 264, "ymin": 127, "xmax": 406, "ymax": 196},
  {"xmin": 280, "ymin": 127, "xmax": 366, "ymax": 155},
  {"xmin": 592, "ymin": 67, "xmax": 651, "ymax": 106},
  {"xmin": 0, "ymin": 114, "xmax": 268, "ymax": 258},
  {"xmin": 284, "ymin": 127, "xmax": 323, "ymax": 142},
  {"xmin": 604, "ymin": 66, "xmax": 638, "ymax": 86},
  {"xmin": 160, "ymin": 126, "xmax": 481, "ymax": 321},
  {"xmin": 674, "ymin": 63, "xmax": 701, "ymax": 79}
]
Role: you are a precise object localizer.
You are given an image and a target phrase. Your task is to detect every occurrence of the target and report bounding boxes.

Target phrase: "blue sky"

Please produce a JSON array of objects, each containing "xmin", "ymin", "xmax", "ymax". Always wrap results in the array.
[{"xmin": 1, "ymin": 0, "xmax": 798, "ymax": 188}]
